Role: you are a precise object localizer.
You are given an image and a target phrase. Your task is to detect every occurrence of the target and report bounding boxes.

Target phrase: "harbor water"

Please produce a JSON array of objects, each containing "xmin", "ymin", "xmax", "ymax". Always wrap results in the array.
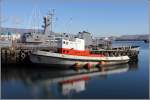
[{"xmin": 1, "ymin": 41, "xmax": 149, "ymax": 99}]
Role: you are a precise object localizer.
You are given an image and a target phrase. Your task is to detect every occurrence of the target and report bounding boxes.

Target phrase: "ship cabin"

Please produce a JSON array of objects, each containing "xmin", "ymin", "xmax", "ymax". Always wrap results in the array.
[{"xmin": 57, "ymin": 38, "xmax": 104, "ymax": 57}]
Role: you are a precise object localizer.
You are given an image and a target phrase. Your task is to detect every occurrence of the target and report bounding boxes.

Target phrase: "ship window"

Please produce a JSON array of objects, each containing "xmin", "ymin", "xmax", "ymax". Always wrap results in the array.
[
  {"xmin": 66, "ymin": 42, "xmax": 68, "ymax": 45},
  {"xmin": 63, "ymin": 41, "xmax": 65, "ymax": 44}
]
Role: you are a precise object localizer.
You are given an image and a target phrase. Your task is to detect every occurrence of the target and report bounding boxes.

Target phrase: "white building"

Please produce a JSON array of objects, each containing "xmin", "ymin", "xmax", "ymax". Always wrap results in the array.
[{"xmin": 58, "ymin": 38, "xmax": 85, "ymax": 50}]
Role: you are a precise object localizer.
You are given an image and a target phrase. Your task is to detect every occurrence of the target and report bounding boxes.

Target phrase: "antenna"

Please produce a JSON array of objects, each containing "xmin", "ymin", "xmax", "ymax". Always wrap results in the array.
[
  {"xmin": 65, "ymin": 17, "xmax": 72, "ymax": 34},
  {"xmin": 49, "ymin": 9, "xmax": 55, "ymax": 48},
  {"xmin": 33, "ymin": 7, "xmax": 40, "ymax": 33},
  {"xmin": 28, "ymin": 2, "xmax": 41, "ymax": 34},
  {"xmin": 48, "ymin": 9, "xmax": 55, "ymax": 35},
  {"xmin": 43, "ymin": 9, "xmax": 56, "ymax": 37}
]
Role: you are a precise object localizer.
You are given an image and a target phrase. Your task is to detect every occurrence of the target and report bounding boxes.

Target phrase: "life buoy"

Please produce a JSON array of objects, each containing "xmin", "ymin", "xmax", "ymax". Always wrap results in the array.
[
  {"xmin": 101, "ymin": 61, "xmax": 106, "ymax": 65},
  {"xmin": 74, "ymin": 62, "xmax": 81, "ymax": 69},
  {"xmin": 21, "ymin": 53, "xmax": 26, "ymax": 59},
  {"xmin": 85, "ymin": 63, "xmax": 92, "ymax": 69}
]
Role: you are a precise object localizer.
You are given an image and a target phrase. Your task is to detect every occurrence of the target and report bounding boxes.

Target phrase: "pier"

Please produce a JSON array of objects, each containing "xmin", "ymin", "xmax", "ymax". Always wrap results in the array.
[
  {"xmin": 1, "ymin": 43, "xmax": 52, "ymax": 64},
  {"xmin": 1, "ymin": 45, "xmax": 139, "ymax": 65},
  {"xmin": 115, "ymin": 39, "xmax": 149, "ymax": 43}
]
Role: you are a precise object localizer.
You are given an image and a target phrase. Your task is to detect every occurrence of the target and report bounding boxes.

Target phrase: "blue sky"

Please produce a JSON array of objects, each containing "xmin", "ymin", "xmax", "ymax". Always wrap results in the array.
[{"xmin": 1, "ymin": 0, "xmax": 149, "ymax": 36}]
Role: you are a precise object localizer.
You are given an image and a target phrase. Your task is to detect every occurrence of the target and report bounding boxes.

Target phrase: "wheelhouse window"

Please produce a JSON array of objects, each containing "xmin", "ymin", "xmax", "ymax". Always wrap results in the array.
[{"xmin": 66, "ymin": 42, "xmax": 68, "ymax": 45}]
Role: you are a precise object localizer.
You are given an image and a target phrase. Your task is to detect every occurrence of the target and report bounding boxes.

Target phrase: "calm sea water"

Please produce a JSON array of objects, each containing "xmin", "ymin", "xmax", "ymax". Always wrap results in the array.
[{"xmin": 1, "ymin": 41, "xmax": 149, "ymax": 99}]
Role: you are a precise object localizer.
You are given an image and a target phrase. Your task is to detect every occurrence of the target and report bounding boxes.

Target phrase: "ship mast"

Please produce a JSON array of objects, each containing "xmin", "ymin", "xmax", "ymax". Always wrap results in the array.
[
  {"xmin": 44, "ymin": 9, "xmax": 55, "ymax": 35},
  {"xmin": 33, "ymin": 7, "xmax": 40, "ymax": 34},
  {"xmin": 49, "ymin": 9, "xmax": 55, "ymax": 35},
  {"xmin": 43, "ymin": 9, "xmax": 55, "ymax": 47}
]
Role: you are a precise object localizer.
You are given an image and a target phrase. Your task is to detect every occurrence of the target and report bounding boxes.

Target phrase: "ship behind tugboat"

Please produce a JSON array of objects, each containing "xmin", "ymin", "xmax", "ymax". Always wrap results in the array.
[{"xmin": 1, "ymin": 11, "xmax": 140, "ymax": 67}]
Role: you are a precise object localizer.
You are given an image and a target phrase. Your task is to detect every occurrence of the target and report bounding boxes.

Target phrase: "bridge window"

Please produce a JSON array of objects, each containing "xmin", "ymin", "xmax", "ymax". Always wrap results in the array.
[{"xmin": 66, "ymin": 42, "xmax": 68, "ymax": 45}]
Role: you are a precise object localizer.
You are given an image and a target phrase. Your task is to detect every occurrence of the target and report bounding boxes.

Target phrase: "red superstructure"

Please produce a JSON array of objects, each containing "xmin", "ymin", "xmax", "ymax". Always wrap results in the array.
[
  {"xmin": 57, "ymin": 38, "xmax": 105, "ymax": 57},
  {"xmin": 58, "ymin": 48, "xmax": 105, "ymax": 57}
]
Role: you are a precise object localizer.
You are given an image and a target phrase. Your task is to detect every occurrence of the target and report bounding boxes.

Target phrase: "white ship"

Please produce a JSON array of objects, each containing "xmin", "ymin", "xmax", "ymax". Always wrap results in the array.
[{"xmin": 30, "ymin": 37, "xmax": 130, "ymax": 68}]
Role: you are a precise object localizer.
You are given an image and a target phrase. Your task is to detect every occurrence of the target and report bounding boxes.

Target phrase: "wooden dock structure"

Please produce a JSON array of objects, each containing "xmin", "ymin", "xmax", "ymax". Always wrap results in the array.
[{"xmin": 1, "ymin": 43, "xmax": 52, "ymax": 64}]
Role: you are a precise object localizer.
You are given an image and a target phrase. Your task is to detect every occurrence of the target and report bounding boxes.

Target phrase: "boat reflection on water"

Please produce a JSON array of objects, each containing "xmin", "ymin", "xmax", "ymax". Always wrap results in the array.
[
  {"xmin": 2, "ymin": 63, "xmax": 138, "ymax": 98},
  {"xmin": 59, "ymin": 76, "xmax": 89, "ymax": 96},
  {"xmin": 58, "ymin": 64, "xmax": 130, "ymax": 96}
]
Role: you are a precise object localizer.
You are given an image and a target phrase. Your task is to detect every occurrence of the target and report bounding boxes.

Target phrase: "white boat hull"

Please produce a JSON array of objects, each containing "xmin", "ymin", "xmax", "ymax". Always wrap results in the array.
[{"xmin": 30, "ymin": 51, "xmax": 130, "ymax": 67}]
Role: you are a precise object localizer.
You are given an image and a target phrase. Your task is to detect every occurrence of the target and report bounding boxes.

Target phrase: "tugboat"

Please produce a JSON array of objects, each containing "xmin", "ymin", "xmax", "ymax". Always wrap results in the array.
[{"xmin": 30, "ymin": 37, "xmax": 130, "ymax": 68}]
